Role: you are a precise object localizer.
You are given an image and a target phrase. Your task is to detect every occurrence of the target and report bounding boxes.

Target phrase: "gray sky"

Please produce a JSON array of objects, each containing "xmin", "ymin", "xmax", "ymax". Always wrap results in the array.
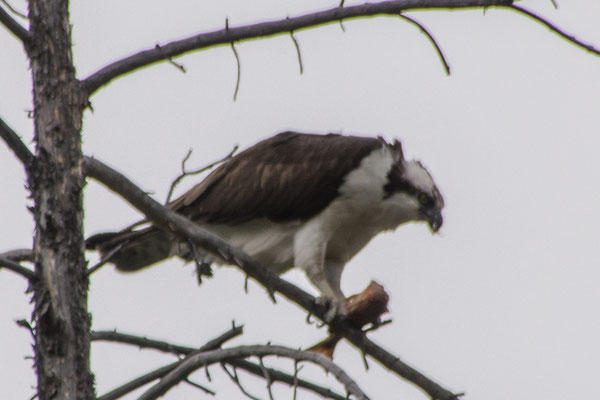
[{"xmin": 2, "ymin": 1, "xmax": 600, "ymax": 399}]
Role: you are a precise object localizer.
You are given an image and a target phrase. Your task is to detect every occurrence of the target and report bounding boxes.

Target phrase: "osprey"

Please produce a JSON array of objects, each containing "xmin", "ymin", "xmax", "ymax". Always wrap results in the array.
[{"xmin": 88, "ymin": 132, "xmax": 444, "ymax": 318}]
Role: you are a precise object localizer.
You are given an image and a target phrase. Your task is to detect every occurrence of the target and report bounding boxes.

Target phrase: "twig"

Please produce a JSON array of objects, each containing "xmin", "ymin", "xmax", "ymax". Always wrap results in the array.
[
  {"xmin": 236, "ymin": 359, "xmax": 348, "ymax": 400},
  {"xmin": 231, "ymin": 42, "xmax": 241, "ymax": 101},
  {"xmin": 16, "ymin": 319, "xmax": 35, "ymax": 338},
  {"xmin": 165, "ymin": 144, "xmax": 238, "ymax": 204},
  {"xmin": 184, "ymin": 378, "xmax": 216, "ymax": 395},
  {"xmin": 91, "ymin": 325, "xmax": 243, "ymax": 356},
  {"xmin": 91, "ymin": 327, "xmax": 349, "ymax": 400},
  {"xmin": 1, "ymin": 0, "xmax": 26, "ymax": 19},
  {"xmin": 80, "ymin": 0, "xmax": 517, "ymax": 96},
  {"xmin": 139, "ymin": 345, "xmax": 369, "ymax": 400},
  {"xmin": 86, "ymin": 243, "xmax": 123, "ymax": 276},
  {"xmin": 155, "ymin": 44, "xmax": 186, "ymax": 73},
  {"xmin": 0, "ymin": 2, "xmax": 30, "ymax": 44},
  {"xmin": 398, "ymin": 13, "xmax": 450, "ymax": 75},
  {"xmin": 290, "ymin": 31, "xmax": 304, "ymax": 74},
  {"xmin": 0, "ymin": 248, "xmax": 32, "ymax": 262},
  {"xmin": 0, "ymin": 116, "xmax": 34, "ymax": 170},
  {"xmin": 258, "ymin": 356, "xmax": 274, "ymax": 400},
  {"xmin": 0, "ymin": 256, "xmax": 35, "ymax": 280},
  {"xmin": 509, "ymin": 4, "xmax": 600, "ymax": 56},
  {"xmin": 167, "ymin": 57, "xmax": 186, "ymax": 73},
  {"xmin": 221, "ymin": 363, "xmax": 262, "ymax": 400},
  {"xmin": 95, "ymin": 326, "xmax": 243, "ymax": 400},
  {"xmin": 293, "ymin": 361, "xmax": 301, "ymax": 400},
  {"xmin": 97, "ymin": 362, "xmax": 180, "ymax": 400}
]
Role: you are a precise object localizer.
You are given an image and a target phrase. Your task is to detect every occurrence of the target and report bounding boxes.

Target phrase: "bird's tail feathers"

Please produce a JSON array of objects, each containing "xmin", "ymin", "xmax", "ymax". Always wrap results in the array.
[{"xmin": 86, "ymin": 228, "xmax": 172, "ymax": 272}]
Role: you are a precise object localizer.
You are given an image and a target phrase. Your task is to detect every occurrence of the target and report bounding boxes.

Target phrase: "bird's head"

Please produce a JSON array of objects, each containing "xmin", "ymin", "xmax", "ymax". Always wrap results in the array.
[{"xmin": 382, "ymin": 139, "xmax": 445, "ymax": 233}]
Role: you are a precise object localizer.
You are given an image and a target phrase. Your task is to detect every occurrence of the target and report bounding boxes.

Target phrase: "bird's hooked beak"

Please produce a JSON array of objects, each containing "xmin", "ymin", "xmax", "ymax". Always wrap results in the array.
[{"xmin": 421, "ymin": 207, "xmax": 443, "ymax": 233}]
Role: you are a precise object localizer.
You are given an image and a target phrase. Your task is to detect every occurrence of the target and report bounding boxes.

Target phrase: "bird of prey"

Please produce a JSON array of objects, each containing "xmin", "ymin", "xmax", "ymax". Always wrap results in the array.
[{"xmin": 87, "ymin": 131, "xmax": 444, "ymax": 318}]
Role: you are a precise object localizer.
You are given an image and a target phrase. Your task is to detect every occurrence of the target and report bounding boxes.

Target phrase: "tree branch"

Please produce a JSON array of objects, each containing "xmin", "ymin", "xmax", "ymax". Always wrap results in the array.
[
  {"xmin": 84, "ymin": 155, "xmax": 458, "ymax": 399},
  {"xmin": 80, "ymin": 0, "xmax": 514, "ymax": 96},
  {"xmin": 232, "ymin": 359, "xmax": 348, "ymax": 400},
  {"xmin": 508, "ymin": 4, "xmax": 600, "ymax": 56},
  {"xmin": 0, "ymin": 3, "xmax": 30, "ymax": 45},
  {"xmin": 1, "ymin": 0, "xmax": 27, "ymax": 19},
  {"xmin": 0, "ymin": 248, "xmax": 33, "ymax": 262},
  {"xmin": 97, "ymin": 361, "xmax": 180, "ymax": 400},
  {"xmin": 399, "ymin": 13, "xmax": 450, "ymax": 75},
  {"xmin": 93, "ymin": 329, "xmax": 348, "ymax": 400},
  {"xmin": 165, "ymin": 145, "xmax": 238, "ymax": 204},
  {"xmin": 0, "ymin": 116, "xmax": 34, "ymax": 171},
  {"xmin": 138, "ymin": 345, "xmax": 369, "ymax": 400},
  {"xmin": 94, "ymin": 326, "xmax": 242, "ymax": 400},
  {"xmin": 0, "ymin": 256, "xmax": 35, "ymax": 280},
  {"xmin": 92, "ymin": 325, "xmax": 243, "ymax": 355}
]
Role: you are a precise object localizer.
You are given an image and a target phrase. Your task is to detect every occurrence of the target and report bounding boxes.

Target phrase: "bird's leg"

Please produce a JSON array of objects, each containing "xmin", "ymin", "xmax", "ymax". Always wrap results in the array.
[
  {"xmin": 305, "ymin": 261, "xmax": 347, "ymax": 323},
  {"xmin": 294, "ymin": 229, "xmax": 346, "ymax": 322},
  {"xmin": 323, "ymin": 260, "xmax": 347, "ymax": 319}
]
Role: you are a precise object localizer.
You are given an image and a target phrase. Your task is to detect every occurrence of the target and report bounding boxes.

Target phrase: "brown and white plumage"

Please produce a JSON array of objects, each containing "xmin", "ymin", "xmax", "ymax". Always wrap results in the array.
[{"xmin": 87, "ymin": 131, "xmax": 444, "ymax": 317}]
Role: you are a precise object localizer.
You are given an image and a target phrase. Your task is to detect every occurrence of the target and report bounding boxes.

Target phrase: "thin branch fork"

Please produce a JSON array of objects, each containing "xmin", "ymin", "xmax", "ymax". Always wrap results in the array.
[
  {"xmin": 93, "ymin": 329, "xmax": 348, "ymax": 400},
  {"xmin": 84, "ymin": 155, "xmax": 458, "ymax": 400},
  {"xmin": 0, "ymin": 2, "xmax": 30, "ymax": 45},
  {"xmin": 80, "ymin": 0, "xmax": 515, "ymax": 95},
  {"xmin": 138, "ymin": 345, "xmax": 369, "ymax": 400},
  {"xmin": 93, "ymin": 326, "xmax": 243, "ymax": 400}
]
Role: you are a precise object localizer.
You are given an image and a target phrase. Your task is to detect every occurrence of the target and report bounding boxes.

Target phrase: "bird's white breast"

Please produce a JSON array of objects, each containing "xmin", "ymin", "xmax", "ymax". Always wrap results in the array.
[{"xmin": 295, "ymin": 147, "xmax": 404, "ymax": 267}]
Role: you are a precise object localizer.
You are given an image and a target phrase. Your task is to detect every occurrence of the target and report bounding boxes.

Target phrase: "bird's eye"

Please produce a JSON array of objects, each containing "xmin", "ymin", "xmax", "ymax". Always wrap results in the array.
[{"xmin": 418, "ymin": 192, "xmax": 430, "ymax": 206}]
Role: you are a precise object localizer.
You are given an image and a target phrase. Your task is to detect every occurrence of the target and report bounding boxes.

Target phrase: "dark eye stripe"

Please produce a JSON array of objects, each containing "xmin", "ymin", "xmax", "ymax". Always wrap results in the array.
[{"xmin": 384, "ymin": 164, "xmax": 419, "ymax": 198}]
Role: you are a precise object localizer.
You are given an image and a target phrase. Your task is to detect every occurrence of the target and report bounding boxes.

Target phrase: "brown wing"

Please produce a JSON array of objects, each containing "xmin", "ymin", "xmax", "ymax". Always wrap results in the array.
[{"xmin": 168, "ymin": 132, "xmax": 383, "ymax": 225}]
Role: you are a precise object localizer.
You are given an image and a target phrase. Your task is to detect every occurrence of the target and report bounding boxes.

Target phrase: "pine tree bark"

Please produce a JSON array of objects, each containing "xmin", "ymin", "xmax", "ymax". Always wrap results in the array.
[{"xmin": 27, "ymin": 1, "xmax": 94, "ymax": 398}]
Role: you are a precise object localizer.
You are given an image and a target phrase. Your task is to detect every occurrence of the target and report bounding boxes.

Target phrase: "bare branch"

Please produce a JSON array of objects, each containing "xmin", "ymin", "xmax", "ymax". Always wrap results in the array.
[
  {"xmin": 398, "ymin": 13, "xmax": 450, "ymax": 75},
  {"xmin": 0, "ymin": 248, "xmax": 33, "ymax": 262},
  {"xmin": 0, "ymin": 116, "xmax": 34, "ymax": 170},
  {"xmin": 139, "ymin": 345, "xmax": 369, "ymax": 400},
  {"xmin": 509, "ymin": 4, "xmax": 600, "ymax": 56},
  {"xmin": 91, "ymin": 325, "xmax": 243, "ymax": 356},
  {"xmin": 232, "ymin": 359, "xmax": 347, "ymax": 400},
  {"xmin": 231, "ymin": 42, "xmax": 241, "ymax": 101},
  {"xmin": 94, "ymin": 326, "xmax": 243, "ymax": 400},
  {"xmin": 184, "ymin": 378, "xmax": 216, "ymax": 395},
  {"xmin": 83, "ymin": 155, "xmax": 459, "ymax": 399},
  {"xmin": 97, "ymin": 361, "xmax": 180, "ymax": 400},
  {"xmin": 290, "ymin": 31, "xmax": 304, "ymax": 74},
  {"xmin": 91, "ymin": 327, "xmax": 357, "ymax": 400},
  {"xmin": 0, "ymin": 256, "xmax": 35, "ymax": 280},
  {"xmin": 0, "ymin": 2, "xmax": 30, "ymax": 44},
  {"xmin": 86, "ymin": 243, "xmax": 123, "ymax": 276},
  {"xmin": 1, "ymin": 0, "xmax": 26, "ymax": 19},
  {"xmin": 165, "ymin": 144, "xmax": 238, "ymax": 204},
  {"xmin": 258, "ymin": 356, "xmax": 275, "ymax": 400},
  {"xmin": 168, "ymin": 57, "xmax": 186, "ymax": 73},
  {"xmin": 80, "ymin": 0, "xmax": 515, "ymax": 96},
  {"xmin": 221, "ymin": 363, "xmax": 262, "ymax": 400}
]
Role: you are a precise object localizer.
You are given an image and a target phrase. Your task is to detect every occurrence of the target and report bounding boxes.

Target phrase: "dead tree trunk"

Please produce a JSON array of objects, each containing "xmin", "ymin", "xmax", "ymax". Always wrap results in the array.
[{"xmin": 27, "ymin": 0, "xmax": 94, "ymax": 398}]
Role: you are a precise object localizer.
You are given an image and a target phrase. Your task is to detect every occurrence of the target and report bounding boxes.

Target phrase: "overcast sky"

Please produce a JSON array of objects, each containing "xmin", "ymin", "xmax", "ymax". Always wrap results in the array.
[{"xmin": 2, "ymin": 1, "xmax": 600, "ymax": 399}]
